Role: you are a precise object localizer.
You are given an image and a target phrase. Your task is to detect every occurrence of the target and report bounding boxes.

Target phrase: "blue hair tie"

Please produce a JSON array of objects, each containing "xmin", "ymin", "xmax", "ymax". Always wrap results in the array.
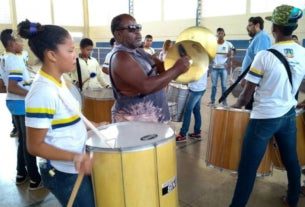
[{"xmin": 29, "ymin": 22, "xmax": 37, "ymax": 34}]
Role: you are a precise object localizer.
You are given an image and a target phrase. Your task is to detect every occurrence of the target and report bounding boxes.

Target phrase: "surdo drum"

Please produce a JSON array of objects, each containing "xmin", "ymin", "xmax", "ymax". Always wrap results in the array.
[
  {"xmin": 82, "ymin": 88, "xmax": 114, "ymax": 123},
  {"xmin": 206, "ymin": 107, "xmax": 273, "ymax": 175},
  {"xmin": 86, "ymin": 122, "xmax": 179, "ymax": 207},
  {"xmin": 270, "ymin": 109, "xmax": 305, "ymax": 170}
]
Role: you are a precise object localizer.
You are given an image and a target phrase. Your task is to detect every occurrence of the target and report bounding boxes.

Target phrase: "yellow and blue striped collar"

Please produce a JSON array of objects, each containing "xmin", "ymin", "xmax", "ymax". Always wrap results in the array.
[{"xmin": 39, "ymin": 70, "xmax": 62, "ymax": 87}]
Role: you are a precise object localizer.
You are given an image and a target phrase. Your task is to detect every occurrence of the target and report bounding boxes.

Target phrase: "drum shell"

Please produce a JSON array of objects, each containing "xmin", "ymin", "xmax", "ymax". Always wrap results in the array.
[
  {"xmin": 82, "ymin": 89, "xmax": 114, "ymax": 123},
  {"xmin": 206, "ymin": 107, "xmax": 273, "ymax": 175},
  {"xmin": 167, "ymin": 83, "xmax": 189, "ymax": 122},
  {"xmin": 270, "ymin": 110, "xmax": 305, "ymax": 170},
  {"xmin": 168, "ymin": 102, "xmax": 178, "ymax": 121},
  {"xmin": 86, "ymin": 122, "xmax": 178, "ymax": 207}
]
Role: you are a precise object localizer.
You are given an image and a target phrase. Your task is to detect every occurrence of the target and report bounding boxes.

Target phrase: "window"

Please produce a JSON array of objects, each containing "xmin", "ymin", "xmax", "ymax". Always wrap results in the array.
[
  {"xmin": 250, "ymin": 0, "xmax": 305, "ymax": 13},
  {"xmin": 88, "ymin": 0, "xmax": 129, "ymax": 26},
  {"xmin": 164, "ymin": 0, "xmax": 197, "ymax": 20},
  {"xmin": 69, "ymin": 32, "xmax": 83, "ymax": 43},
  {"xmin": 0, "ymin": 0, "xmax": 11, "ymax": 24},
  {"xmin": 202, "ymin": 0, "xmax": 246, "ymax": 17},
  {"xmin": 133, "ymin": 0, "xmax": 161, "ymax": 22},
  {"xmin": 53, "ymin": 0, "xmax": 83, "ymax": 26},
  {"xmin": 15, "ymin": 0, "xmax": 52, "ymax": 24}
]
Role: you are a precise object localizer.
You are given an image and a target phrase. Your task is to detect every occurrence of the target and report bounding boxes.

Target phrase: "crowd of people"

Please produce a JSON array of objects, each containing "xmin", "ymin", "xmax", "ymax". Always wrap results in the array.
[{"xmin": 0, "ymin": 3, "xmax": 305, "ymax": 207}]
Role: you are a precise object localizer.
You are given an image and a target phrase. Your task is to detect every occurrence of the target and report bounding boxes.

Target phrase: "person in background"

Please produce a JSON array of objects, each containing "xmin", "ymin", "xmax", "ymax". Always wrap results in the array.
[
  {"xmin": 229, "ymin": 5, "xmax": 304, "ymax": 207},
  {"xmin": 143, "ymin": 34, "xmax": 155, "ymax": 55},
  {"xmin": 241, "ymin": 16, "xmax": 271, "ymax": 73},
  {"xmin": 0, "ymin": 68, "xmax": 6, "ymax": 93},
  {"xmin": 70, "ymin": 38, "xmax": 109, "ymax": 91},
  {"xmin": 109, "ymin": 14, "xmax": 190, "ymax": 123},
  {"xmin": 0, "ymin": 29, "xmax": 42, "ymax": 190},
  {"xmin": 159, "ymin": 39, "xmax": 172, "ymax": 61},
  {"xmin": 209, "ymin": 28, "xmax": 235, "ymax": 106},
  {"xmin": 240, "ymin": 16, "xmax": 272, "ymax": 110},
  {"xmin": 18, "ymin": 19, "xmax": 95, "ymax": 206},
  {"xmin": 176, "ymin": 70, "xmax": 208, "ymax": 142},
  {"xmin": 101, "ymin": 37, "xmax": 115, "ymax": 86}
]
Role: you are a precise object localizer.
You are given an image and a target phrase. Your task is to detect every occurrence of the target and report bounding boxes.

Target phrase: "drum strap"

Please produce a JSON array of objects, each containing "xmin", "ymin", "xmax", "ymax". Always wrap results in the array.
[
  {"xmin": 76, "ymin": 58, "xmax": 83, "ymax": 91},
  {"xmin": 267, "ymin": 49, "xmax": 298, "ymax": 100},
  {"xmin": 218, "ymin": 64, "xmax": 251, "ymax": 103},
  {"xmin": 219, "ymin": 48, "xmax": 298, "ymax": 103}
]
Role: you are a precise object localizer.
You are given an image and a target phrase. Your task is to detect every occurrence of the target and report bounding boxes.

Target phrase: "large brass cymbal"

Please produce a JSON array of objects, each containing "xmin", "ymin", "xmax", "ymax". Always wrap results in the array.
[
  {"xmin": 164, "ymin": 40, "xmax": 209, "ymax": 84},
  {"xmin": 176, "ymin": 26, "xmax": 217, "ymax": 59}
]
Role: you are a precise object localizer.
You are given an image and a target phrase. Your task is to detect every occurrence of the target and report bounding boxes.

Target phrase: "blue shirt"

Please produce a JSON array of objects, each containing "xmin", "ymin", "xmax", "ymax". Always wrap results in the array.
[{"xmin": 241, "ymin": 30, "xmax": 271, "ymax": 72}]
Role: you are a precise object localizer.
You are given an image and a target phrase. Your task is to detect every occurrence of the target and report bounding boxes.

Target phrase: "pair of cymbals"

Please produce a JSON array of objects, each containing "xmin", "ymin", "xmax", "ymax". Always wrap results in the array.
[{"xmin": 164, "ymin": 26, "xmax": 217, "ymax": 84}]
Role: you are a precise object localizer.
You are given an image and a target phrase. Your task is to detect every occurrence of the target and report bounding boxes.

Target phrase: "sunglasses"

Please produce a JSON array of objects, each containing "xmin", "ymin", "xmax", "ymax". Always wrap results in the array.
[{"xmin": 117, "ymin": 24, "xmax": 142, "ymax": 33}]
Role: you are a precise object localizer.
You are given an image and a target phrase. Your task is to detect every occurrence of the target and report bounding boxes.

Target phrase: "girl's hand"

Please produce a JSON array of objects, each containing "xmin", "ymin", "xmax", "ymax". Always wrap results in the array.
[{"xmin": 73, "ymin": 153, "xmax": 92, "ymax": 175}]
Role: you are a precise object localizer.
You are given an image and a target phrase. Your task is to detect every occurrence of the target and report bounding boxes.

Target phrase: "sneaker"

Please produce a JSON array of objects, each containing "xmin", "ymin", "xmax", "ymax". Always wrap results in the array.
[
  {"xmin": 28, "ymin": 179, "xmax": 43, "ymax": 191},
  {"xmin": 16, "ymin": 174, "xmax": 29, "ymax": 185},
  {"xmin": 188, "ymin": 132, "xmax": 202, "ymax": 140},
  {"xmin": 176, "ymin": 134, "xmax": 187, "ymax": 142},
  {"xmin": 10, "ymin": 129, "xmax": 18, "ymax": 137}
]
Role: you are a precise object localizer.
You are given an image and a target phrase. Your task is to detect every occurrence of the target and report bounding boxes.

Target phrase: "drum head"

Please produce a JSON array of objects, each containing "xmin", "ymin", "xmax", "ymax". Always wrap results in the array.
[
  {"xmin": 86, "ymin": 122, "xmax": 175, "ymax": 152},
  {"xmin": 82, "ymin": 88, "xmax": 114, "ymax": 100}
]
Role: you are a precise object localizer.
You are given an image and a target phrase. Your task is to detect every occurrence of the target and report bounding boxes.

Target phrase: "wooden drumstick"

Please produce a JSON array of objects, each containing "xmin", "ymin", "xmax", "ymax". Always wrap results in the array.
[{"xmin": 67, "ymin": 172, "xmax": 84, "ymax": 207}]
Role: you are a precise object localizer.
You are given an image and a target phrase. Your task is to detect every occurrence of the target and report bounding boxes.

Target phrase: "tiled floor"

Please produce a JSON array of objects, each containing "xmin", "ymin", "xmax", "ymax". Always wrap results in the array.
[{"xmin": 0, "ymin": 78, "xmax": 304, "ymax": 207}]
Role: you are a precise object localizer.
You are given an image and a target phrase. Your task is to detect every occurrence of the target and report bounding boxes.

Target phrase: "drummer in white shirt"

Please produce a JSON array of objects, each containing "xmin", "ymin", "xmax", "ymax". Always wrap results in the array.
[{"xmin": 70, "ymin": 38, "xmax": 109, "ymax": 91}]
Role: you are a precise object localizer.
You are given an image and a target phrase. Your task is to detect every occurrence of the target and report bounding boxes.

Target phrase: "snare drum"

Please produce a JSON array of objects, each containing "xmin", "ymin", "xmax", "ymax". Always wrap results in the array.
[
  {"xmin": 270, "ymin": 109, "xmax": 305, "ymax": 170},
  {"xmin": 206, "ymin": 107, "xmax": 273, "ymax": 175},
  {"xmin": 167, "ymin": 82, "xmax": 189, "ymax": 122},
  {"xmin": 82, "ymin": 89, "xmax": 114, "ymax": 123},
  {"xmin": 86, "ymin": 122, "xmax": 178, "ymax": 207}
]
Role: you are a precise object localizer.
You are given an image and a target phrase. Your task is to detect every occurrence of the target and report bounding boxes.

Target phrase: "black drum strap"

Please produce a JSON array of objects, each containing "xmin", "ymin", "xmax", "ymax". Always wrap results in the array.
[
  {"xmin": 218, "ymin": 64, "xmax": 251, "ymax": 103},
  {"xmin": 267, "ymin": 48, "xmax": 298, "ymax": 100},
  {"xmin": 76, "ymin": 57, "xmax": 83, "ymax": 91}
]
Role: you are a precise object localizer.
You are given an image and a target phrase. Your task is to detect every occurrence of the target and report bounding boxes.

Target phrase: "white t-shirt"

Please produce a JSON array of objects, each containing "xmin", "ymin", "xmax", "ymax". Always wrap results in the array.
[
  {"xmin": 246, "ymin": 41, "xmax": 305, "ymax": 119},
  {"xmin": 188, "ymin": 71, "xmax": 208, "ymax": 92},
  {"xmin": 212, "ymin": 41, "xmax": 234, "ymax": 68},
  {"xmin": 144, "ymin": 47, "xmax": 155, "ymax": 55},
  {"xmin": 3, "ymin": 52, "xmax": 31, "ymax": 100},
  {"xmin": 70, "ymin": 56, "xmax": 108, "ymax": 90},
  {"xmin": 25, "ymin": 70, "xmax": 87, "ymax": 174},
  {"xmin": 102, "ymin": 51, "xmax": 114, "ymax": 86}
]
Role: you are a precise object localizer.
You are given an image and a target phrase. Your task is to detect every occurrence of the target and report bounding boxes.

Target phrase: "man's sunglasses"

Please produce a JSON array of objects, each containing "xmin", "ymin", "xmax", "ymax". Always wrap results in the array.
[{"xmin": 116, "ymin": 24, "xmax": 142, "ymax": 33}]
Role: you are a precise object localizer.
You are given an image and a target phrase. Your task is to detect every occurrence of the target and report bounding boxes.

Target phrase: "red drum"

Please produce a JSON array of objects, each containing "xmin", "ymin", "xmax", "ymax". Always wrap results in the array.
[
  {"xmin": 82, "ymin": 89, "xmax": 114, "ymax": 123},
  {"xmin": 166, "ymin": 82, "xmax": 189, "ymax": 122},
  {"xmin": 206, "ymin": 107, "xmax": 273, "ymax": 175},
  {"xmin": 270, "ymin": 109, "xmax": 305, "ymax": 170}
]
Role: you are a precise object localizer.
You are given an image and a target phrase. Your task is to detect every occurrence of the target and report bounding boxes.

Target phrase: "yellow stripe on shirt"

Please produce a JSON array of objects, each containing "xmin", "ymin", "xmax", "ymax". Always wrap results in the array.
[{"xmin": 51, "ymin": 115, "xmax": 81, "ymax": 129}]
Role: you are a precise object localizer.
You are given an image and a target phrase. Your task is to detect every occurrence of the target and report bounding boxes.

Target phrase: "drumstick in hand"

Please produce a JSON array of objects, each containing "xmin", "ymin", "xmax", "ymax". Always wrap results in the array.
[
  {"xmin": 82, "ymin": 72, "xmax": 97, "ymax": 85},
  {"xmin": 67, "ymin": 172, "xmax": 84, "ymax": 207}
]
